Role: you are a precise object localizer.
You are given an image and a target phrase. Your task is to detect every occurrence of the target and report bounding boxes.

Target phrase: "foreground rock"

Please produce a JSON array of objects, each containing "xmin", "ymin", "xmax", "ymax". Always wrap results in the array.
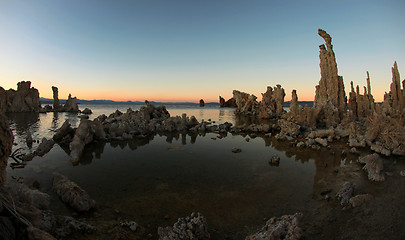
[
  {"xmin": 39, "ymin": 210, "xmax": 95, "ymax": 238},
  {"xmin": 358, "ymin": 153, "xmax": 385, "ymax": 181},
  {"xmin": 0, "ymin": 113, "xmax": 13, "ymax": 185},
  {"xmin": 245, "ymin": 213, "xmax": 303, "ymax": 240},
  {"xmin": 158, "ymin": 212, "xmax": 210, "ymax": 240},
  {"xmin": 52, "ymin": 173, "xmax": 96, "ymax": 212}
]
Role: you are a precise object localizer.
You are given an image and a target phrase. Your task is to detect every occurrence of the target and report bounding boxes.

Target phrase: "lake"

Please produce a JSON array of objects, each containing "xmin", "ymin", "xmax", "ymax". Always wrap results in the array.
[{"xmin": 5, "ymin": 104, "xmax": 405, "ymax": 239}]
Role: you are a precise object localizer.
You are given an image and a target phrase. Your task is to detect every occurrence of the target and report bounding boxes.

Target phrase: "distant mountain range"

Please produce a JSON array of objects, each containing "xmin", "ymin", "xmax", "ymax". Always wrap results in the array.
[
  {"xmin": 39, "ymin": 97, "xmax": 314, "ymax": 107},
  {"xmin": 39, "ymin": 98, "xmax": 220, "ymax": 105},
  {"xmin": 40, "ymin": 97, "xmax": 314, "ymax": 107}
]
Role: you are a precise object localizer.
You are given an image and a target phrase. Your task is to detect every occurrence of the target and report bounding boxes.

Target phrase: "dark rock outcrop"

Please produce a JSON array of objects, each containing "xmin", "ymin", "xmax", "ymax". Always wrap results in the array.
[
  {"xmin": 53, "ymin": 120, "xmax": 75, "ymax": 147},
  {"xmin": 245, "ymin": 213, "xmax": 302, "ymax": 240},
  {"xmin": 219, "ymin": 96, "xmax": 236, "ymax": 108},
  {"xmin": 199, "ymin": 99, "xmax": 205, "ymax": 107},
  {"xmin": 52, "ymin": 86, "xmax": 61, "ymax": 111},
  {"xmin": 69, "ymin": 119, "xmax": 105, "ymax": 164},
  {"xmin": 62, "ymin": 94, "xmax": 79, "ymax": 112},
  {"xmin": 158, "ymin": 212, "xmax": 210, "ymax": 240},
  {"xmin": 34, "ymin": 138, "xmax": 55, "ymax": 157},
  {"xmin": 81, "ymin": 108, "xmax": 92, "ymax": 114},
  {"xmin": 0, "ymin": 81, "xmax": 41, "ymax": 113},
  {"xmin": 0, "ymin": 113, "xmax": 13, "ymax": 185},
  {"xmin": 52, "ymin": 173, "xmax": 96, "ymax": 212}
]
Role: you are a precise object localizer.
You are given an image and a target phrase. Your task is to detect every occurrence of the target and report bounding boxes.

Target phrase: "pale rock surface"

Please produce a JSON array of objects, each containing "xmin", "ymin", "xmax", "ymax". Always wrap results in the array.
[
  {"xmin": 358, "ymin": 153, "xmax": 385, "ymax": 181},
  {"xmin": 158, "ymin": 212, "xmax": 210, "ymax": 240},
  {"xmin": 245, "ymin": 213, "xmax": 303, "ymax": 240}
]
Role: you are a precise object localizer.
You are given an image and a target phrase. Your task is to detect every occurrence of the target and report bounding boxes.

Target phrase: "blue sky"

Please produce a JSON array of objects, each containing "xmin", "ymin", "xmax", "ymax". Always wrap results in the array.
[{"xmin": 1, "ymin": 0, "xmax": 404, "ymax": 102}]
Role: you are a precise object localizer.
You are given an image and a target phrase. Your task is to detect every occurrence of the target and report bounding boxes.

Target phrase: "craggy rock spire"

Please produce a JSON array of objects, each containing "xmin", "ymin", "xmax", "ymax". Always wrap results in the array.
[
  {"xmin": 233, "ymin": 90, "xmax": 258, "ymax": 115},
  {"xmin": 52, "ymin": 86, "xmax": 61, "ymax": 111},
  {"xmin": 259, "ymin": 85, "xmax": 286, "ymax": 118},
  {"xmin": 348, "ymin": 72, "xmax": 375, "ymax": 120},
  {"xmin": 382, "ymin": 61, "xmax": 405, "ymax": 117},
  {"xmin": 290, "ymin": 90, "xmax": 299, "ymax": 115},
  {"xmin": 219, "ymin": 96, "xmax": 236, "ymax": 108},
  {"xmin": 62, "ymin": 94, "xmax": 79, "ymax": 112},
  {"xmin": 199, "ymin": 99, "xmax": 205, "ymax": 107},
  {"xmin": 0, "ymin": 81, "xmax": 41, "ymax": 112},
  {"xmin": 314, "ymin": 29, "xmax": 347, "ymax": 126}
]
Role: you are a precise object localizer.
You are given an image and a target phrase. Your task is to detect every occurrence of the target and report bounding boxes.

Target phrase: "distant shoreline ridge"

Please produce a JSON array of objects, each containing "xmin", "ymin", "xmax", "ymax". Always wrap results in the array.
[{"xmin": 39, "ymin": 97, "xmax": 315, "ymax": 107}]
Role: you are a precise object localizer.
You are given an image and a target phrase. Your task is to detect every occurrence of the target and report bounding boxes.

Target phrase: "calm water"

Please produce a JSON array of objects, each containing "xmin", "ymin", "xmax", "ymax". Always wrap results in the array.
[{"xmin": 6, "ymin": 104, "xmax": 387, "ymax": 239}]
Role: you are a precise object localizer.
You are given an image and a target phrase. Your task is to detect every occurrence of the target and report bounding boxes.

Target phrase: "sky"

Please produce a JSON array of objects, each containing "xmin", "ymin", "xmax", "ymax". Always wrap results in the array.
[{"xmin": 0, "ymin": 0, "xmax": 404, "ymax": 102}]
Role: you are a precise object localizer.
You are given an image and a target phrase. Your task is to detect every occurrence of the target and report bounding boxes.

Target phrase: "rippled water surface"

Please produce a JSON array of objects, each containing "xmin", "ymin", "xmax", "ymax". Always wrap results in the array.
[{"xmin": 6, "ymin": 104, "xmax": 404, "ymax": 239}]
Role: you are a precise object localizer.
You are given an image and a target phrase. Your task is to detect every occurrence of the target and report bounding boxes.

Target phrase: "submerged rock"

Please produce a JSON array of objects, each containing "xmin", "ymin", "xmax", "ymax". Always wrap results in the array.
[
  {"xmin": 27, "ymin": 226, "xmax": 56, "ymax": 240},
  {"xmin": 232, "ymin": 148, "xmax": 242, "ymax": 153},
  {"xmin": 53, "ymin": 120, "xmax": 75, "ymax": 146},
  {"xmin": 158, "ymin": 212, "xmax": 210, "ymax": 240},
  {"xmin": 52, "ymin": 173, "xmax": 96, "ymax": 212},
  {"xmin": 269, "ymin": 154, "xmax": 280, "ymax": 166},
  {"xmin": 121, "ymin": 221, "xmax": 138, "ymax": 232},
  {"xmin": 336, "ymin": 182, "xmax": 354, "ymax": 206},
  {"xmin": 349, "ymin": 194, "xmax": 373, "ymax": 208},
  {"xmin": 34, "ymin": 138, "xmax": 55, "ymax": 157},
  {"xmin": 245, "ymin": 213, "xmax": 303, "ymax": 240},
  {"xmin": 39, "ymin": 210, "xmax": 95, "ymax": 238},
  {"xmin": 358, "ymin": 153, "xmax": 385, "ymax": 181},
  {"xmin": 82, "ymin": 108, "xmax": 92, "ymax": 114}
]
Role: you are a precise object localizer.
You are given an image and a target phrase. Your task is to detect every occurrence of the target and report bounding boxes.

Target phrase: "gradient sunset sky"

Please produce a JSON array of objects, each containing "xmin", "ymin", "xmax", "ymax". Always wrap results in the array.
[{"xmin": 1, "ymin": 0, "xmax": 404, "ymax": 102}]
